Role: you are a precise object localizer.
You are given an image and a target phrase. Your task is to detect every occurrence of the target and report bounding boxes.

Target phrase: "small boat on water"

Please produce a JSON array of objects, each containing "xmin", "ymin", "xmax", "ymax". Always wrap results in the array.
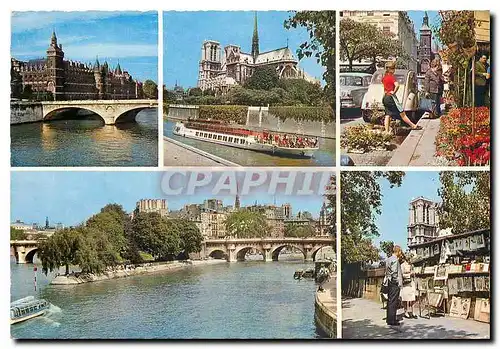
[
  {"xmin": 173, "ymin": 120, "xmax": 319, "ymax": 158},
  {"xmin": 10, "ymin": 296, "xmax": 50, "ymax": 325}
]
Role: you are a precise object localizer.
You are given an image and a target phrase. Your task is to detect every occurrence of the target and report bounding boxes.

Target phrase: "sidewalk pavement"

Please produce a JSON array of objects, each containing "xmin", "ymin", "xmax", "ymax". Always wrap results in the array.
[
  {"xmin": 317, "ymin": 277, "xmax": 337, "ymax": 316},
  {"xmin": 342, "ymin": 298, "xmax": 490, "ymax": 339},
  {"xmin": 387, "ymin": 116, "xmax": 451, "ymax": 166}
]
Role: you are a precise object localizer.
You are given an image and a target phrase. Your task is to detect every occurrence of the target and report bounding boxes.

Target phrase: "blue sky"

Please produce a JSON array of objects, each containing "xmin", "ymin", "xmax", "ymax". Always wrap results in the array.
[
  {"xmin": 11, "ymin": 171, "xmax": 329, "ymax": 227},
  {"xmin": 373, "ymin": 171, "xmax": 441, "ymax": 251},
  {"xmin": 163, "ymin": 11, "xmax": 325, "ymax": 89},
  {"xmin": 408, "ymin": 11, "xmax": 440, "ymax": 44},
  {"xmin": 11, "ymin": 11, "xmax": 158, "ymax": 82}
]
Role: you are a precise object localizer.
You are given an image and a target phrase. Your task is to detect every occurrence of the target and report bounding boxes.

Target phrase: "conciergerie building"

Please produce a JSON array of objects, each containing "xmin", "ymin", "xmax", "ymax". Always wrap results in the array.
[
  {"xmin": 10, "ymin": 31, "xmax": 144, "ymax": 101},
  {"xmin": 197, "ymin": 13, "xmax": 319, "ymax": 93}
]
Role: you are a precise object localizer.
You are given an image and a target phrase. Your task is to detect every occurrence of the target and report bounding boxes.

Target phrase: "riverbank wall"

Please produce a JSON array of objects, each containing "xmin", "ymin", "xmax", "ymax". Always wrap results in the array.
[
  {"xmin": 11, "ymin": 101, "xmax": 43, "ymax": 125},
  {"xmin": 314, "ymin": 278, "xmax": 337, "ymax": 338},
  {"xmin": 166, "ymin": 104, "xmax": 335, "ymax": 139},
  {"xmin": 51, "ymin": 259, "xmax": 226, "ymax": 285}
]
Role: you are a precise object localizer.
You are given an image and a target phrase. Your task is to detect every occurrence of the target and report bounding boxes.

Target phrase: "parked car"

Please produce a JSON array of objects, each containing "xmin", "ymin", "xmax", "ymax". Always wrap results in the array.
[
  {"xmin": 340, "ymin": 72, "xmax": 372, "ymax": 111},
  {"xmin": 361, "ymin": 69, "xmax": 419, "ymax": 123}
]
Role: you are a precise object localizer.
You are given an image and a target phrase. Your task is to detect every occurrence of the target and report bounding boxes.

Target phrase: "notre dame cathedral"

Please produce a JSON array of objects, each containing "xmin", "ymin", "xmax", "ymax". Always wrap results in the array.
[
  {"xmin": 11, "ymin": 31, "xmax": 144, "ymax": 101},
  {"xmin": 197, "ymin": 13, "xmax": 318, "ymax": 94}
]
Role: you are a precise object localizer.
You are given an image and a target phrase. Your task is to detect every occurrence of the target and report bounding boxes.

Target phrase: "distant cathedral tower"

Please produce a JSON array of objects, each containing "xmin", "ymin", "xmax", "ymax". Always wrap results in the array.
[
  {"xmin": 418, "ymin": 11, "xmax": 433, "ymax": 75},
  {"xmin": 251, "ymin": 12, "xmax": 260, "ymax": 62}
]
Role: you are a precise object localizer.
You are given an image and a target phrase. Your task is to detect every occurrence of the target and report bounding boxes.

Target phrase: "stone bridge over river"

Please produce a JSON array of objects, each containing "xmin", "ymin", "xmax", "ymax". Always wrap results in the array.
[
  {"xmin": 11, "ymin": 236, "xmax": 335, "ymax": 264},
  {"xmin": 42, "ymin": 99, "xmax": 158, "ymax": 125},
  {"xmin": 201, "ymin": 237, "xmax": 335, "ymax": 262}
]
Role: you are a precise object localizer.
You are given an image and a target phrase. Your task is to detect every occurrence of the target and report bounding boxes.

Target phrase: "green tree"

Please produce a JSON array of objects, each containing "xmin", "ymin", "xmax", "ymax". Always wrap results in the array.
[
  {"xmin": 142, "ymin": 80, "xmax": 158, "ymax": 99},
  {"xmin": 188, "ymin": 87, "xmax": 203, "ymax": 97},
  {"xmin": 244, "ymin": 66, "xmax": 279, "ymax": 91},
  {"xmin": 435, "ymin": 11, "xmax": 477, "ymax": 107},
  {"xmin": 437, "ymin": 171, "xmax": 490, "ymax": 234},
  {"xmin": 171, "ymin": 219, "xmax": 203, "ymax": 259},
  {"xmin": 75, "ymin": 227, "xmax": 107, "ymax": 274},
  {"xmin": 277, "ymin": 79, "xmax": 325, "ymax": 106},
  {"xmin": 285, "ymin": 11, "xmax": 335, "ymax": 108},
  {"xmin": 224, "ymin": 211, "xmax": 269, "ymax": 238},
  {"xmin": 340, "ymin": 18, "xmax": 405, "ymax": 71},
  {"xmin": 85, "ymin": 203, "xmax": 128, "ymax": 265},
  {"xmin": 130, "ymin": 212, "xmax": 181, "ymax": 260},
  {"xmin": 10, "ymin": 227, "xmax": 27, "ymax": 241},
  {"xmin": 379, "ymin": 240, "xmax": 395, "ymax": 258},
  {"xmin": 164, "ymin": 88, "xmax": 177, "ymax": 104},
  {"xmin": 38, "ymin": 228, "xmax": 81, "ymax": 276},
  {"xmin": 284, "ymin": 224, "xmax": 316, "ymax": 238},
  {"xmin": 341, "ymin": 171, "xmax": 405, "ymax": 264}
]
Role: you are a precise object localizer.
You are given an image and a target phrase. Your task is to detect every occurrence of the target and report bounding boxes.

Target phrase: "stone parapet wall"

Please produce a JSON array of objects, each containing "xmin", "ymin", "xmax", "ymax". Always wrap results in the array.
[{"xmin": 11, "ymin": 101, "xmax": 43, "ymax": 124}]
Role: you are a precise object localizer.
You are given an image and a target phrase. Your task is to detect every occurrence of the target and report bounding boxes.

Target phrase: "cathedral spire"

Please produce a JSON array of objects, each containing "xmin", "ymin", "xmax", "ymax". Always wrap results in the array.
[
  {"xmin": 50, "ymin": 30, "xmax": 57, "ymax": 46},
  {"xmin": 252, "ymin": 12, "xmax": 259, "ymax": 61}
]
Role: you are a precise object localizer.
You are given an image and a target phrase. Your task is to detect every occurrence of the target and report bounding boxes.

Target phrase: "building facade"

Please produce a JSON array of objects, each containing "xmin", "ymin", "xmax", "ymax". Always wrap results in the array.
[
  {"xmin": 134, "ymin": 199, "xmax": 168, "ymax": 218},
  {"xmin": 407, "ymin": 197, "xmax": 440, "ymax": 246},
  {"xmin": 11, "ymin": 32, "xmax": 144, "ymax": 101},
  {"xmin": 340, "ymin": 11, "xmax": 418, "ymax": 72},
  {"xmin": 417, "ymin": 12, "xmax": 433, "ymax": 75},
  {"xmin": 197, "ymin": 13, "xmax": 318, "ymax": 93}
]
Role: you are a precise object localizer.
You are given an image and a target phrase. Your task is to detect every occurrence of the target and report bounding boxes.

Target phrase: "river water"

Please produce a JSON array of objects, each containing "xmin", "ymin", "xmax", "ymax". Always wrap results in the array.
[
  {"xmin": 164, "ymin": 120, "xmax": 335, "ymax": 167},
  {"xmin": 10, "ymin": 256, "xmax": 323, "ymax": 339},
  {"xmin": 11, "ymin": 109, "xmax": 158, "ymax": 167}
]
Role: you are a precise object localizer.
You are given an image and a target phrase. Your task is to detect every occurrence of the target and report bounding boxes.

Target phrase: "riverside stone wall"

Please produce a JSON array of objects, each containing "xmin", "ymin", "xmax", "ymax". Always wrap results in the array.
[{"xmin": 11, "ymin": 101, "xmax": 43, "ymax": 124}]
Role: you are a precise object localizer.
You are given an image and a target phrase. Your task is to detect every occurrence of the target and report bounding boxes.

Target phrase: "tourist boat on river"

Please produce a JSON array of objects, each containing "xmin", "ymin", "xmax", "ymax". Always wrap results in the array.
[
  {"xmin": 10, "ymin": 296, "xmax": 50, "ymax": 325},
  {"xmin": 173, "ymin": 120, "xmax": 319, "ymax": 158}
]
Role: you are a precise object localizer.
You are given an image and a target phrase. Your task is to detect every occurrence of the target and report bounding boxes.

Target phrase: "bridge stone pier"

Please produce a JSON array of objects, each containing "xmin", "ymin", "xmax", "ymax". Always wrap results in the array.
[
  {"xmin": 201, "ymin": 237, "xmax": 334, "ymax": 262},
  {"xmin": 10, "ymin": 240, "xmax": 40, "ymax": 264},
  {"xmin": 41, "ymin": 99, "xmax": 158, "ymax": 125}
]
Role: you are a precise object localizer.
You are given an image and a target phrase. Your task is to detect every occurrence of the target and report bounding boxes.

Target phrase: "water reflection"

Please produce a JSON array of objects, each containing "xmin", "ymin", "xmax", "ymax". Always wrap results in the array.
[{"xmin": 11, "ymin": 109, "xmax": 158, "ymax": 167}]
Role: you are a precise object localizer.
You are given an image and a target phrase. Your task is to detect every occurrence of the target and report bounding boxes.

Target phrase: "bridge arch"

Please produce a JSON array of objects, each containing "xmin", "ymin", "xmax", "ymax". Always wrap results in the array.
[
  {"xmin": 25, "ymin": 248, "xmax": 39, "ymax": 264},
  {"xmin": 311, "ymin": 245, "xmax": 335, "ymax": 262},
  {"xmin": 208, "ymin": 249, "xmax": 227, "ymax": 260},
  {"xmin": 271, "ymin": 244, "xmax": 306, "ymax": 261},
  {"xmin": 114, "ymin": 106, "xmax": 156, "ymax": 124},
  {"xmin": 43, "ymin": 107, "xmax": 106, "ymax": 123},
  {"xmin": 235, "ymin": 246, "xmax": 264, "ymax": 261}
]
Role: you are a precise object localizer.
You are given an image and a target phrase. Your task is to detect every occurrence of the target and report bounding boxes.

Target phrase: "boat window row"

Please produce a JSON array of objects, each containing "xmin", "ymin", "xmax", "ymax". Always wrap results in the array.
[
  {"xmin": 11, "ymin": 301, "xmax": 48, "ymax": 317},
  {"xmin": 194, "ymin": 131, "xmax": 248, "ymax": 145}
]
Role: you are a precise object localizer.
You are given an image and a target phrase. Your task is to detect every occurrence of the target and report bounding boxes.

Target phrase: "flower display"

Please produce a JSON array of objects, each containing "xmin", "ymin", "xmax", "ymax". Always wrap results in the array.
[{"xmin": 435, "ymin": 107, "xmax": 490, "ymax": 166}]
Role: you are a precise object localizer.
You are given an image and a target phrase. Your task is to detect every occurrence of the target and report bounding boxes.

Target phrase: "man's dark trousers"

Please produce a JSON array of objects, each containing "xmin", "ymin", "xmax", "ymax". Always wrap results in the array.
[{"xmin": 386, "ymin": 280, "xmax": 400, "ymax": 325}]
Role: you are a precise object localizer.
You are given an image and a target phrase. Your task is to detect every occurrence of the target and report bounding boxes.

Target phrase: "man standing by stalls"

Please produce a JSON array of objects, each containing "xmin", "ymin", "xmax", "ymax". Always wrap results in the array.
[
  {"xmin": 384, "ymin": 245, "xmax": 404, "ymax": 327},
  {"xmin": 424, "ymin": 60, "xmax": 445, "ymax": 117},
  {"xmin": 474, "ymin": 55, "xmax": 489, "ymax": 107}
]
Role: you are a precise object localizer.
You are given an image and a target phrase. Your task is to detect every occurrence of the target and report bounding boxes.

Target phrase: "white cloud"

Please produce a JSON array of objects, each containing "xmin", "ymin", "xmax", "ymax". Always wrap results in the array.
[
  {"xmin": 11, "ymin": 11, "xmax": 125, "ymax": 33},
  {"xmin": 13, "ymin": 43, "xmax": 158, "ymax": 59},
  {"xmin": 35, "ymin": 35, "xmax": 94, "ymax": 47}
]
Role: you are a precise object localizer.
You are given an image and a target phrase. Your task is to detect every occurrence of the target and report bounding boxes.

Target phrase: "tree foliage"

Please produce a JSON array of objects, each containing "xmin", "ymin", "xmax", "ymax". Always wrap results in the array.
[
  {"xmin": 38, "ymin": 228, "xmax": 81, "ymax": 276},
  {"xmin": 435, "ymin": 11, "xmax": 477, "ymax": 107},
  {"xmin": 285, "ymin": 11, "xmax": 335, "ymax": 108},
  {"xmin": 244, "ymin": 66, "xmax": 279, "ymax": 90},
  {"xmin": 341, "ymin": 171, "xmax": 404, "ymax": 264},
  {"xmin": 379, "ymin": 240, "xmax": 395, "ymax": 258},
  {"xmin": 10, "ymin": 227, "xmax": 27, "ymax": 241},
  {"xmin": 130, "ymin": 212, "xmax": 181, "ymax": 261},
  {"xmin": 437, "ymin": 171, "xmax": 490, "ymax": 234},
  {"xmin": 340, "ymin": 18, "xmax": 406, "ymax": 71},
  {"xmin": 142, "ymin": 79, "xmax": 158, "ymax": 99},
  {"xmin": 37, "ymin": 203, "xmax": 204, "ymax": 276},
  {"xmin": 284, "ymin": 224, "xmax": 316, "ymax": 238},
  {"xmin": 224, "ymin": 210, "xmax": 269, "ymax": 238}
]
